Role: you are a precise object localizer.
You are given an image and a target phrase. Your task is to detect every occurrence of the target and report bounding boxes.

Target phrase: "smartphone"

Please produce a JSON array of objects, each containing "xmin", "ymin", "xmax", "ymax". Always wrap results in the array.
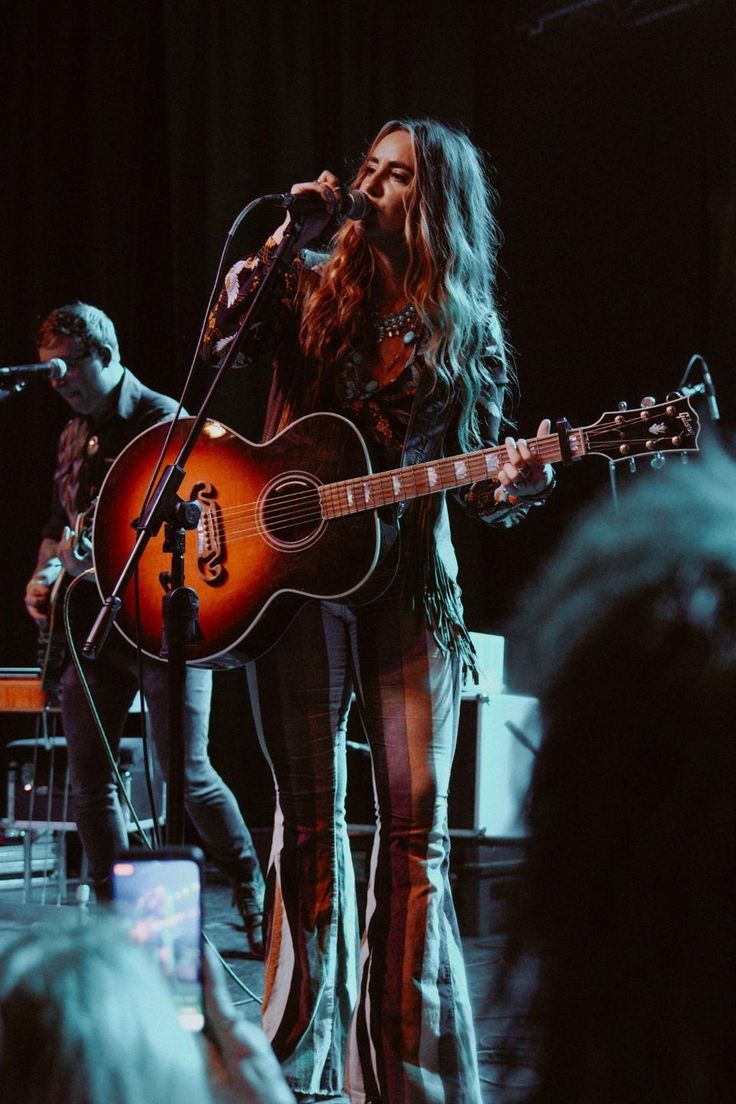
[{"xmin": 111, "ymin": 846, "xmax": 205, "ymax": 1033}]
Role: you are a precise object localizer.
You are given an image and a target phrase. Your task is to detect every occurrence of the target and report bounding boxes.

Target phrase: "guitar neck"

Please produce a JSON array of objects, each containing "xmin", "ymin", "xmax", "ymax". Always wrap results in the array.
[{"xmin": 319, "ymin": 428, "xmax": 585, "ymax": 519}]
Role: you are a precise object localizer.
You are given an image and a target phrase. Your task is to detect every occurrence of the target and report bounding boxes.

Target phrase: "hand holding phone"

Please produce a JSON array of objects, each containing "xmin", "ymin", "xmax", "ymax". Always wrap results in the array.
[{"xmin": 111, "ymin": 846, "xmax": 205, "ymax": 1033}]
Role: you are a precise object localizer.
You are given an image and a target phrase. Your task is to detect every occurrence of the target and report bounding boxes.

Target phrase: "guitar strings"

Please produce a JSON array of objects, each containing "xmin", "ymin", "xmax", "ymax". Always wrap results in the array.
[
  {"xmin": 186, "ymin": 416, "xmax": 688, "ymax": 545},
  {"xmin": 198, "ymin": 436, "xmax": 566, "ymax": 529},
  {"xmin": 207, "ymin": 450, "xmax": 679, "ymax": 547},
  {"xmin": 204, "ymin": 437, "xmax": 679, "ymax": 543},
  {"xmin": 208, "ymin": 413, "xmax": 676, "ymax": 530},
  {"xmin": 198, "ymin": 422, "xmax": 621, "ymax": 528}
]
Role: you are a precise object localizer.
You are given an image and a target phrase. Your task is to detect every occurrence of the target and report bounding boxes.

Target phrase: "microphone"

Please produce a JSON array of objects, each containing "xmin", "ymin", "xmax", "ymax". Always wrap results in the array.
[
  {"xmin": 701, "ymin": 362, "xmax": 720, "ymax": 422},
  {"xmin": 260, "ymin": 188, "xmax": 372, "ymax": 221},
  {"xmin": 0, "ymin": 358, "xmax": 67, "ymax": 385}
]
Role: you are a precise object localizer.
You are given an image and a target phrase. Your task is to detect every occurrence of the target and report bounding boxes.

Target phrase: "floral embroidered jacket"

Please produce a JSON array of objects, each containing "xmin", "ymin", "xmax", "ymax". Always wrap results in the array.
[{"xmin": 201, "ymin": 240, "xmax": 553, "ymax": 674}]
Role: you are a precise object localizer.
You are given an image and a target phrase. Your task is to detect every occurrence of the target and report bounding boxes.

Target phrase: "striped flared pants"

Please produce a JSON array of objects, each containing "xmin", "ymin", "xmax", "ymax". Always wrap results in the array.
[{"xmin": 246, "ymin": 591, "xmax": 482, "ymax": 1104}]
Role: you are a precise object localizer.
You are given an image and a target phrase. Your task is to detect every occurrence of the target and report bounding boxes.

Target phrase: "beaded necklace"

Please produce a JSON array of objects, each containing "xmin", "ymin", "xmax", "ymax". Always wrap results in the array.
[{"xmin": 371, "ymin": 303, "xmax": 418, "ymax": 344}]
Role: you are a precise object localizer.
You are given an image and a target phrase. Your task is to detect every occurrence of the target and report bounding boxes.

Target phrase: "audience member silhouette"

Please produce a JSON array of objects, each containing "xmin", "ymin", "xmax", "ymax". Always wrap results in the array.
[
  {"xmin": 0, "ymin": 919, "xmax": 294, "ymax": 1104},
  {"xmin": 503, "ymin": 448, "xmax": 736, "ymax": 1104}
]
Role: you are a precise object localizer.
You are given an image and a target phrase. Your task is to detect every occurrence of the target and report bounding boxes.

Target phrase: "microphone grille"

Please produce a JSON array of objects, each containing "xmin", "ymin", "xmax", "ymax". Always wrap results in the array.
[
  {"xmin": 48, "ymin": 358, "xmax": 67, "ymax": 380},
  {"xmin": 346, "ymin": 190, "xmax": 372, "ymax": 221}
]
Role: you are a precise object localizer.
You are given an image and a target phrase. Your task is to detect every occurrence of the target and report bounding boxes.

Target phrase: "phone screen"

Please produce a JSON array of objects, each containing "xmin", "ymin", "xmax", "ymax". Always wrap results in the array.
[{"xmin": 111, "ymin": 849, "xmax": 205, "ymax": 1033}]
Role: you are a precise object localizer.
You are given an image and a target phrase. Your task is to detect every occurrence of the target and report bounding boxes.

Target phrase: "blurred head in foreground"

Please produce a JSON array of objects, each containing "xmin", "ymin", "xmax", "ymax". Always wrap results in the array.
[
  {"xmin": 507, "ymin": 446, "xmax": 736, "ymax": 1104},
  {"xmin": 0, "ymin": 920, "xmax": 212, "ymax": 1104}
]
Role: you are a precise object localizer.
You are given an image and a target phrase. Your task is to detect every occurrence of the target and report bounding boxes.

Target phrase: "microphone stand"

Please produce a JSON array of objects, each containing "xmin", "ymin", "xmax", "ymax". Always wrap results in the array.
[{"xmin": 83, "ymin": 205, "xmax": 334, "ymax": 844}]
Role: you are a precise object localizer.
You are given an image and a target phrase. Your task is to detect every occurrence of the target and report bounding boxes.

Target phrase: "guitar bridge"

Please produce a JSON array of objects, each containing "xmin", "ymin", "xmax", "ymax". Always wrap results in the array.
[{"xmin": 191, "ymin": 481, "xmax": 228, "ymax": 586}]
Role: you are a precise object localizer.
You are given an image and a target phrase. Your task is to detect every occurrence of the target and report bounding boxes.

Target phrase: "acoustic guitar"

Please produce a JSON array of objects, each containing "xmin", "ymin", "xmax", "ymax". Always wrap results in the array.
[{"xmin": 92, "ymin": 394, "xmax": 700, "ymax": 665}]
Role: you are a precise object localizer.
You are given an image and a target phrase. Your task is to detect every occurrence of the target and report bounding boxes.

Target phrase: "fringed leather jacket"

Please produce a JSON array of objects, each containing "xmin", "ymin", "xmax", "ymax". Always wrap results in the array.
[{"xmin": 201, "ymin": 240, "xmax": 553, "ymax": 676}]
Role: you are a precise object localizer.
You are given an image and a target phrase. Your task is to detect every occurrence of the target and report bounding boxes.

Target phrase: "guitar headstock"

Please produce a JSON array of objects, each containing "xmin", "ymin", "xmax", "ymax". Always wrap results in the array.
[{"xmin": 581, "ymin": 393, "xmax": 700, "ymax": 463}]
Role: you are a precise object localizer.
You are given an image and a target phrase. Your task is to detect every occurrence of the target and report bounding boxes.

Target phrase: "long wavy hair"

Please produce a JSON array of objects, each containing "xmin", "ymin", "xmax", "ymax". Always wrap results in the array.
[{"xmin": 298, "ymin": 118, "xmax": 512, "ymax": 450}]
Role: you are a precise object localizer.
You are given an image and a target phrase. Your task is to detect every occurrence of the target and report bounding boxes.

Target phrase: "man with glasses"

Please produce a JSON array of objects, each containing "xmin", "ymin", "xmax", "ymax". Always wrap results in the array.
[{"xmin": 23, "ymin": 302, "xmax": 266, "ymax": 954}]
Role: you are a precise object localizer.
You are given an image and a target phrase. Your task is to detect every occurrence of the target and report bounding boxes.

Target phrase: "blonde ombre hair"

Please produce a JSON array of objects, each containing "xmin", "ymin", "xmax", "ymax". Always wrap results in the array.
[{"xmin": 299, "ymin": 118, "xmax": 512, "ymax": 449}]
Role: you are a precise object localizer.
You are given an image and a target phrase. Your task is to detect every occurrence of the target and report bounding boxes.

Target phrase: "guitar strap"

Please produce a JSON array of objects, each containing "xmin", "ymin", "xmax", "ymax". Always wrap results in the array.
[
  {"xmin": 54, "ymin": 416, "xmax": 90, "ymax": 525},
  {"xmin": 396, "ymin": 361, "xmax": 480, "ymax": 676},
  {"xmin": 396, "ymin": 360, "xmax": 432, "ymax": 519}
]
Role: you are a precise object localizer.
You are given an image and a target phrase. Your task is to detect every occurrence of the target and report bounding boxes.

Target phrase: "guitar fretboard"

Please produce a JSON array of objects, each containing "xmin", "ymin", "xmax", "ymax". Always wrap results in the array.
[{"xmin": 318, "ymin": 430, "xmax": 584, "ymax": 519}]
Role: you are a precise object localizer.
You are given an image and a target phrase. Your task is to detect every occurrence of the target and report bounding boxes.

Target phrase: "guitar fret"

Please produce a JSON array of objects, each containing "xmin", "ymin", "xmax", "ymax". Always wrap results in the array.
[
  {"xmin": 406, "ymin": 466, "xmax": 420, "ymax": 499},
  {"xmin": 453, "ymin": 458, "xmax": 470, "ymax": 482},
  {"xmin": 322, "ymin": 448, "xmax": 507, "ymax": 518},
  {"xmin": 379, "ymin": 470, "xmax": 394, "ymax": 505},
  {"xmin": 482, "ymin": 451, "xmax": 500, "ymax": 477},
  {"xmin": 344, "ymin": 483, "xmax": 357, "ymax": 512},
  {"xmin": 320, "ymin": 435, "xmax": 572, "ymax": 520}
]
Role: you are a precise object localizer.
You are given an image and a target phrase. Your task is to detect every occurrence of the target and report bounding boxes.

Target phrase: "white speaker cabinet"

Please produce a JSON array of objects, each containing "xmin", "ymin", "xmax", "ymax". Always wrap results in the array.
[{"xmin": 450, "ymin": 690, "xmax": 541, "ymax": 838}]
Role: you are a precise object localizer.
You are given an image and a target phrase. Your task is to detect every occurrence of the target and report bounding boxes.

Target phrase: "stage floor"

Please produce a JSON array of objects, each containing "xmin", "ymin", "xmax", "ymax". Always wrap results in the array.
[{"xmin": 0, "ymin": 873, "xmax": 536, "ymax": 1103}]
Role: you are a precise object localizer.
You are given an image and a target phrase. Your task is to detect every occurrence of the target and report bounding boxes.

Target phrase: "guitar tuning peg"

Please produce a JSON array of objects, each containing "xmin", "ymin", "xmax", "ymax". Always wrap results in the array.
[
  {"xmin": 640, "ymin": 396, "xmax": 656, "ymax": 407},
  {"xmin": 618, "ymin": 400, "xmax": 628, "ymax": 411},
  {"xmin": 650, "ymin": 452, "xmax": 665, "ymax": 470},
  {"xmin": 628, "ymin": 457, "xmax": 637, "ymax": 474}
]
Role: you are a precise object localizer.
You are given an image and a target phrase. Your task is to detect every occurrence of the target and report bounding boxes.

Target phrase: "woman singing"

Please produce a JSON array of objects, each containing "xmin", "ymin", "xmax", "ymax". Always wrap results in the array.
[{"xmin": 202, "ymin": 118, "xmax": 553, "ymax": 1104}]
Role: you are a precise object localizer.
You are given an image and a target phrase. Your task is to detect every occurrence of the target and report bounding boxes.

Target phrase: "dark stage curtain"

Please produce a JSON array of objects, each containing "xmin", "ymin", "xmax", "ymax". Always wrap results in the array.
[{"xmin": 1, "ymin": 0, "xmax": 734, "ymax": 675}]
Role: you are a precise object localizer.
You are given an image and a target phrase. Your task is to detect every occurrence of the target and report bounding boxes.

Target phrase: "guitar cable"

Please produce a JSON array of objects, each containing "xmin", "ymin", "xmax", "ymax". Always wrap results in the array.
[
  {"xmin": 110, "ymin": 198, "xmax": 268, "ymax": 846},
  {"xmin": 74, "ymin": 203, "xmax": 268, "ymax": 855},
  {"xmin": 99, "ymin": 198, "xmax": 271, "ymax": 1006},
  {"xmin": 73, "ymin": 197, "xmax": 275, "ymax": 1001},
  {"xmin": 62, "ymin": 570, "xmax": 158, "ymax": 843},
  {"xmin": 92, "ymin": 197, "xmax": 270, "ymax": 832}
]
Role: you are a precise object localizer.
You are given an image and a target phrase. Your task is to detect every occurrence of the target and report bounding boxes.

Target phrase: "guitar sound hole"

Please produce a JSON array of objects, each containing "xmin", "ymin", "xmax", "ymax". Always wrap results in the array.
[{"xmin": 259, "ymin": 475, "xmax": 325, "ymax": 551}]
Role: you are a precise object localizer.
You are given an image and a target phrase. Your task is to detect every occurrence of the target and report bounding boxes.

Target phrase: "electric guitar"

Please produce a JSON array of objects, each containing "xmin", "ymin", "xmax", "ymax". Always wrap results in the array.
[
  {"xmin": 38, "ymin": 505, "xmax": 95, "ymax": 700},
  {"xmin": 92, "ymin": 393, "xmax": 700, "ymax": 665}
]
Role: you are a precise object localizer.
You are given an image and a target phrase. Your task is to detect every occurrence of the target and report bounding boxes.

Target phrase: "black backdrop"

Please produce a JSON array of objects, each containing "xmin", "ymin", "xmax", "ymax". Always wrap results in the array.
[{"xmin": 1, "ymin": 1, "xmax": 734, "ymax": 818}]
